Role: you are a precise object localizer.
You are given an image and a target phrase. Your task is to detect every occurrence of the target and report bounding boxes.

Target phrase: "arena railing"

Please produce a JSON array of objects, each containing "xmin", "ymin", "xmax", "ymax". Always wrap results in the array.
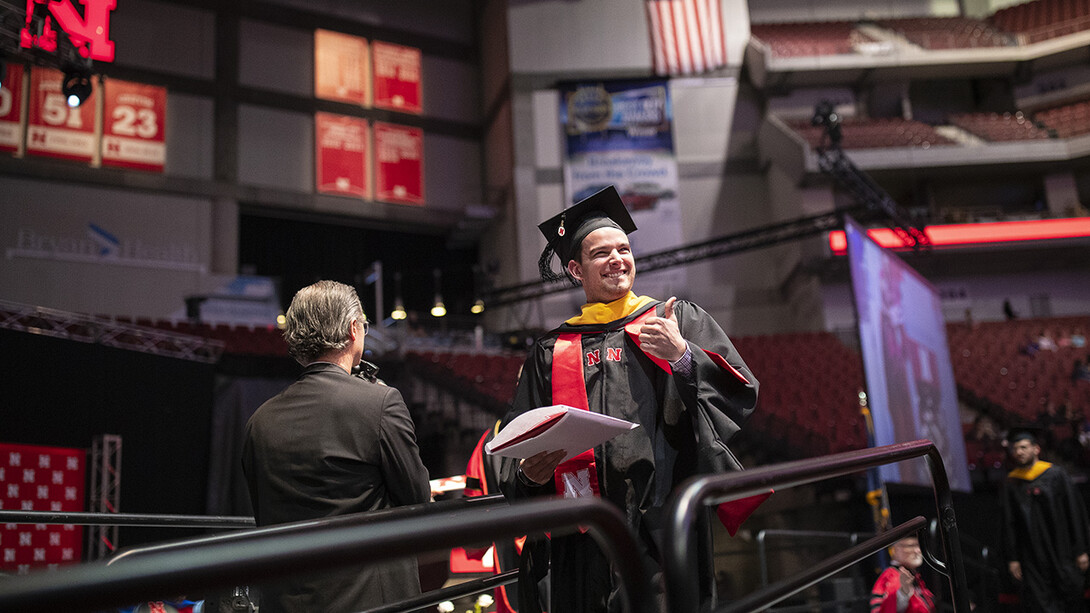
[
  {"xmin": 663, "ymin": 439, "xmax": 970, "ymax": 613},
  {"xmin": 0, "ymin": 496, "xmax": 521, "ymax": 613},
  {"xmin": 0, "ymin": 495, "xmax": 652, "ymax": 613}
]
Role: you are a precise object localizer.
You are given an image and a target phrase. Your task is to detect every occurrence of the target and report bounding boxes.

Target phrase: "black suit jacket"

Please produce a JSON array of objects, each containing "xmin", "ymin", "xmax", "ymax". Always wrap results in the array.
[{"xmin": 242, "ymin": 362, "xmax": 430, "ymax": 613}]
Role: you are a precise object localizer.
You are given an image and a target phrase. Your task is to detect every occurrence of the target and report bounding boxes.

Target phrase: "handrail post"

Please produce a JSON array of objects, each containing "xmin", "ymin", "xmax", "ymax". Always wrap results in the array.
[
  {"xmin": 662, "ymin": 440, "xmax": 968, "ymax": 613},
  {"xmin": 927, "ymin": 445, "xmax": 972, "ymax": 612}
]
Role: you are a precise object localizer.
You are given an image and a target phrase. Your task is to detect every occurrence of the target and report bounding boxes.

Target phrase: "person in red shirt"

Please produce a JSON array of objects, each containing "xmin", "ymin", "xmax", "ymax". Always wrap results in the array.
[{"xmin": 870, "ymin": 536, "xmax": 935, "ymax": 613}]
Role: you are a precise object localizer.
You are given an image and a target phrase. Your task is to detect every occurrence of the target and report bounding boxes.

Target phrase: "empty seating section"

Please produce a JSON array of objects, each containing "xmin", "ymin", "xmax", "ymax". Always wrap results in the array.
[
  {"xmin": 416, "ymin": 319, "xmax": 1090, "ymax": 470},
  {"xmin": 734, "ymin": 332, "xmax": 868, "ymax": 457},
  {"xmin": 406, "ymin": 349, "xmax": 525, "ymax": 410},
  {"xmin": 878, "ymin": 17, "xmax": 1013, "ymax": 49},
  {"xmin": 142, "ymin": 319, "xmax": 288, "ymax": 356},
  {"xmin": 787, "ymin": 118, "xmax": 955, "ymax": 149},
  {"xmin": 947, "ymin": 316, "xmax": 1090, "ymax": 426},
  {"xmin": 750, "ymin": 22, "xmax": 867, "ymax": 57},
  {"xmin": 990, "ymin": 0, "xmax": 1090, "ymax": 44},
  {"xmin": 948, "ymin": 111, "xmax": 1052, "ymax": 141},
  {"xmin": 1033, "ymin": 98, "xmax": 1090, "ymax": 137},
  {"xmin": 752, "ymin": 5, "xmax": 1090, "ymax": 59}
]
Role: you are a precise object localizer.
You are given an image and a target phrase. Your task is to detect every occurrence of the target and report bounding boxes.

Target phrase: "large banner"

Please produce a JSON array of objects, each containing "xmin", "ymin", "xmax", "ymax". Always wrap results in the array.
[
  {"xmin": 845, "ymin": 217, "xmax": 971, "ymax": 492},
  {"xmin": 374, "ymin": 122, "xmax": 424, "ymax": 206},
  {"xmin": 0, "ymin": 63, "xmax": 25, "ymax": 154},
  {"xmin": 26, "ymin": 67, "xmax": 96, "ymax": 163},
  {"xmin": 102, "ymin": 79, "xmax": 167, "ymax": 172},
  {"xmin": 315, "ymin": 112, "xmax": 370, "ymax": 198},
  {"xmin": 372, "ymin": 41, "xmax": 422, "ymax": 114},
  {"xmin": 314, "ymin": 29, "xmax": 370, "ymax": 106},
  {"xmin": 0, "ymin": 442, "xmax": 86, "ymax": 574},
  {"xmin": 560, "ymin": 80, "xmax": 683, "ymax": 289}
]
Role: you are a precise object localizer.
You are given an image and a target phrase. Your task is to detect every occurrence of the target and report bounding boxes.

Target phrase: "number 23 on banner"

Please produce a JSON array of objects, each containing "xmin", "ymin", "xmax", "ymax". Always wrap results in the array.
[{"xmin": 102, "ymin": 78, "xmax": 167, "ymax": 172}]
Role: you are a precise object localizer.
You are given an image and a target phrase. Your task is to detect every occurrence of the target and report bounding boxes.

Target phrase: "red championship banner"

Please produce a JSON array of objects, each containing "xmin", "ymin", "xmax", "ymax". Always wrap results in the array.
[
  {"xmin": 372, "ymin": 40, "xmax": 422, "ymax": 114},
  {"xmin": 0, "ymin": 63, "xmax": 26, "ymax": 154},
  {"xmin": 0, "ymin": 442, "xmax": 86, "ymax": 574},
  {"xmin": 315, "ymin": 112, "xmax": 369, "ymax": 198},
  {"xmin": 374, "ymin": 122, "xmax": 424, "ymax": 206},
  {"xmin": 102, "ymin": 78, "xmax": 167, "ymax": 172},
  {"xmin": 314, "ymin": 29, "xmax": 370, "ymax": 106},
  {"xmin": 26, "ymin": 67, "xmax": 96, "ymax": 162}
]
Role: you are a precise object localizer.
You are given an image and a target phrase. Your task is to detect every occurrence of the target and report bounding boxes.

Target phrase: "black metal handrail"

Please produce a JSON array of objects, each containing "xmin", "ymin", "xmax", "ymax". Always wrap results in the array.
[
  {"xmin": 727, "ymin": 516, "xmax": 927, "ymax": 613},
  {"xmin": 104, "ymin": 495, "xmax": 505, "ymax": 564},
  {"xmin": 755, "ymin": 528, "xmax": 874, "ymax": 587},
  {"xmin": 662, "ymin": 439, "xmax": 970, "ymax": 613},
  {"xmin": 0, "ymin": 497, "xmax": 652, "ymax": 613},
  {"xmin": 0, "ymin": 510, "xmax": 256, "ymax": 529}
]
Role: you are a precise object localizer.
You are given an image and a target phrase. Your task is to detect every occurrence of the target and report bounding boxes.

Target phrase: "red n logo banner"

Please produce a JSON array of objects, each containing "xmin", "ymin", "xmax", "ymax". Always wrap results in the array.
[{"xmin": 21, "ymin": 0, "xmax": 116, "ymax": 62}]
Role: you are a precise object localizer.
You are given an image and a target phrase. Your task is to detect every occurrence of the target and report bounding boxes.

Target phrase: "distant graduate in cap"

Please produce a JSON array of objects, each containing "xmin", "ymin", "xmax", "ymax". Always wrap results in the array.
[
  {"xmin": 1006, "ymin": 428, "xmax": 1039, "ymax": 447},
  {"xmin": 537, "ymin": 185, "xmax": 637, "ymax": 285}
]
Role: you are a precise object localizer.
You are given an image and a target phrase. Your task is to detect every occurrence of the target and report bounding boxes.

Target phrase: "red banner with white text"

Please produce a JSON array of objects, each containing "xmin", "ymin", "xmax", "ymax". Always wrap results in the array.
[
  {"xmin": 102, "ymin": 78, "xmax": 167, "ymax": 172},
  {"xmin": 314, "ymin": 29, "xmax": 370, "ymax": 106},
  {"xmin": 316, "ymin": 112, "xmax": 370, "ymax": 198},
  {"xmin": 0, "ymin": 442, "xmax": 85, "ymax": 574},
  {"xmin": 372, "ymin": 41, "xmax": 422, "ymax": 114},
  {"xmin": 0, "ymin": 63, "xmax": 25, "ymax": 154},
  {"xmin": 26, "ymin": 67, "xmax": 96, "ymax": 163},
  {"xmin": 374, "ymin": 122, "xmax": 424, "ymax": 206}
]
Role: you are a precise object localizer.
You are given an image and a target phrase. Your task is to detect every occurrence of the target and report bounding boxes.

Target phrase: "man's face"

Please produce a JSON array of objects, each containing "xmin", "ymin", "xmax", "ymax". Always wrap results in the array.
[
  {"xmin": 891, "ymin": 538, "xmax": 924, "ymax": 570},
  {"xmin": 567, "ymin": 227, "xmax": 635, "ymax": 304},
  {"xmin": 1010, "ymin": 439, "xmax": 1039, "ymax": 468}
]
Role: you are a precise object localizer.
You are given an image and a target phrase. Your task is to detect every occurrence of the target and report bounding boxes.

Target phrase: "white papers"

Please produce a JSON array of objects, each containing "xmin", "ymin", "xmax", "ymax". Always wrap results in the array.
[{"xmin": 484, "ymin": 405, "xmax": 639, "ymax": 462}]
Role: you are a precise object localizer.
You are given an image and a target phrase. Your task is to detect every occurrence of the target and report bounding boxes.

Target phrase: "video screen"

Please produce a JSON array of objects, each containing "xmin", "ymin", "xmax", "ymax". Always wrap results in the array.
[{"xmin": 846, "ymin": 217, "xmax": 971, "ymax": 491}]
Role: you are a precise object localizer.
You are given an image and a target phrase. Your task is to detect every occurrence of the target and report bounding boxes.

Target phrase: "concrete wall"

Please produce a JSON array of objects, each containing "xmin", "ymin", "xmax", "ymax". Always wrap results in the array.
[
  {"xmin": 1, "ymin": 176, "xmax": 214, "ymax": 318},
  {"xmin": 2, "ymin": 0, "xmax": 485, "ymax": 320}
]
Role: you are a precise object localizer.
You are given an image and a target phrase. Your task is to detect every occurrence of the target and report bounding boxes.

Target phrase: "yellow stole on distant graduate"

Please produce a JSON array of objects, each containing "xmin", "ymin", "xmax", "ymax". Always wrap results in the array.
[{"xmin": 1009, "ymin": 460, "xmax": 1051, "ymax": 481}]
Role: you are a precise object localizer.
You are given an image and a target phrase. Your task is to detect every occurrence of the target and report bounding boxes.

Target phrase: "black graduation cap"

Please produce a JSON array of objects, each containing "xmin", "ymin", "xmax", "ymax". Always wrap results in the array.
[
  {"xmin": 1006, "ymin": 427, "xmax": 1040, "ymax": 446},
  {"xmin": 536, "ymin": 185, "xmax": 637, "ymax": 282}
]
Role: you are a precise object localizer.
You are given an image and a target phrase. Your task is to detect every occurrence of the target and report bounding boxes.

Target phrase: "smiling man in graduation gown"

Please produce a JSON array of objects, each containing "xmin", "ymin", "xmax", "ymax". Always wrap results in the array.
[{"xmin": 499, "ymin": 186, "xmax": 762, "ymax": 613}]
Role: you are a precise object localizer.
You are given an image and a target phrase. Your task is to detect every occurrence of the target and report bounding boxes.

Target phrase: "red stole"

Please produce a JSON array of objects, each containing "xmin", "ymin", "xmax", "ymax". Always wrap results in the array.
[{"xmin": 551, "ymin": 333, "xmax": 601, "ymax": 498}]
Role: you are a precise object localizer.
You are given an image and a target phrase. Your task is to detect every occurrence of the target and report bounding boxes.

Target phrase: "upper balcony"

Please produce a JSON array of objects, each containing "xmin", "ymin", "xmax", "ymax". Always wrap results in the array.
[{"xmin": 746, "ymin": 7, "xmax": 1090, "ymax": 89}]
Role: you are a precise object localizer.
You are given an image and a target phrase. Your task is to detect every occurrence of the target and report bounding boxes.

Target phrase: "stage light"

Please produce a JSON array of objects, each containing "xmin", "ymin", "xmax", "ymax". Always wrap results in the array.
[
  {"xmin": 62, "ymin": 70, "xmax": 92, "ymax": 107},
  {"xmin": 391, "ymin": 303, "xmax": 407, "ymax": 320},
  {"xmin": 391, "ymin": 272, "xmax": 407, "ymax": 320},
  {"xmin": 431, "ymin": 268, "xmax": 446, "ymax": 317},
  {"xmin": 470, "ymin": 299, "xmax": 484, "ymax": 314}
]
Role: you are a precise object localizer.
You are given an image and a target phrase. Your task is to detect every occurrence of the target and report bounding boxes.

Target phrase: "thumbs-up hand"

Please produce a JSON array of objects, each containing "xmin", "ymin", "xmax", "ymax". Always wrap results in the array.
[
  {"xmin": 639, "ymin": 296, "xmax": 687, "ymax": 363},
  {"xmin": 662, "ymin": 296, "xmax": 677, "ymax": 321}
]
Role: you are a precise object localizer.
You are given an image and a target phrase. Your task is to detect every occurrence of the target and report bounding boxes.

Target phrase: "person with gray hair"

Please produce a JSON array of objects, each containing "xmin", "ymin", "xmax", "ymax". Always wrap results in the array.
[{"xmin": 242, "ymin": 280, "xmax": 430, "ymax": 613}]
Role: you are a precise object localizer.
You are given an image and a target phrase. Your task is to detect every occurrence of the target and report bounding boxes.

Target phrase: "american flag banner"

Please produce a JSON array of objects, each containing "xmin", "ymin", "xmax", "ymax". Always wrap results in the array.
[
  {"xmin": 646, "ymin": 0, "xmax": 728, "ymax": 76},
  {"xmin": 0, "ymin": 442, "xmax": 86, "ymax": 574}
]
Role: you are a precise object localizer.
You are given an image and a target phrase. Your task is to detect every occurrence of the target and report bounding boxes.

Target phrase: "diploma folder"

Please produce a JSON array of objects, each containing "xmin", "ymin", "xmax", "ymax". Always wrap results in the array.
[{"xmin": 484, "ymin": 405, "xmax": 639, "ymax": 461}]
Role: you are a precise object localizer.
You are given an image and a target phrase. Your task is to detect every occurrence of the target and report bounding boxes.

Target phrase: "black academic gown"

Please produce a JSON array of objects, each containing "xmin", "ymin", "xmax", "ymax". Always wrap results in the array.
[
  {"xmin": 1002, "ymin": 460, "xmax": 1090, "ymax": 612},
  {"xmin": 500, "ymin": 297, "xmax": 758, "ymax": 613},
  {"xmin": 242, "ymin": 362, "xmax": 431, "ymax": 613}
]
